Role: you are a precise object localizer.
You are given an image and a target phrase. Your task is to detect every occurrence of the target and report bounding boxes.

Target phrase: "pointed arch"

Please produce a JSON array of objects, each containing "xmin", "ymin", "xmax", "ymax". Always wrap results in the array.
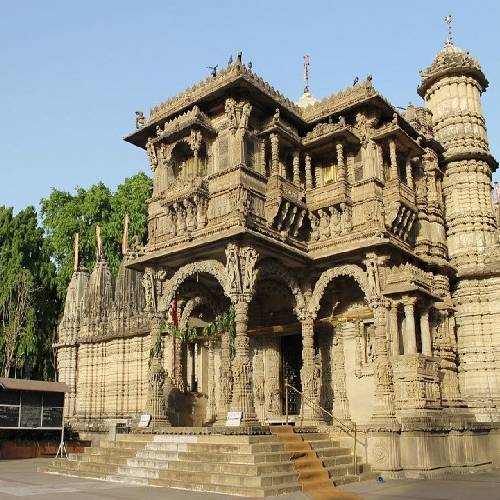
[
  {"xmin": 157, "ymin": 260, "xmax": 230, "ymax": 312},
  {"xmin": 255, "ymin": 259, "xmax": 306, "ymax": 320},
  {"xmin": 309, "ymin": 264, "xmax": 371, "ymax": 319},
  {"xmin": 179, "ymin": 295, "xmax": 222, "ymax": 330}
]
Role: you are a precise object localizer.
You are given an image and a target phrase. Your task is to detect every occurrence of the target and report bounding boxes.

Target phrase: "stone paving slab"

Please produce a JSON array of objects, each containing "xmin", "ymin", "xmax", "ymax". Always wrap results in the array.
[{"xmin": 0, "ymin": 458, "xmax": 500, "ymax": 499}]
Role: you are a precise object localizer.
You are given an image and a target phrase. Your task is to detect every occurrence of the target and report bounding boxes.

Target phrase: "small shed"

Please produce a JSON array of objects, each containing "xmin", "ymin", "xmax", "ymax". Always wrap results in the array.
[{"xmin": 0, "ymin": 378, "xmax": 69, "ymax": 430}]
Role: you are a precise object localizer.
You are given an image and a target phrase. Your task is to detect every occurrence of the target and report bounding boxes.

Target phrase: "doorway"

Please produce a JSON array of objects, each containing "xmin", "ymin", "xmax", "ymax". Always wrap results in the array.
[{"xmin": 280, "ymin": 334, "xmax": 302, "ymax": 415}]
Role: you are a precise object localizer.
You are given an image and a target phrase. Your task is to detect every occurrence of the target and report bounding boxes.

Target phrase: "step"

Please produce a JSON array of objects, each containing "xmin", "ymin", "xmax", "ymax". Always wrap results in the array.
[
  {"xmin": 134, "ymin": 449, "xmax": 179, "ymax": 461},
  {"xmin": 99, "ymin": 440, "xmax": 146, "ymax": 450},
  {"xmin": 321, "ymin": 454, "xmax": 354, "ymax": 468},
  {"xmin": 157, "ymin": 468, "xmax": 298, "ymax": 488},
  {"xmin": 84, "ymin": 446, "xmax": 139, "ymax": 457},
  {"xmin": 186, "ymin": 442, "xmax": 285, "ymax": 454},
  {"xmin": 315, "ymin": 446, "xmax": 352, "ymax": 458},
  {"xmin": 125, "ymin": 457, "xmax": 177, "ymax": 469},
  {"xmin": 176, "ymin": 450, "xmax": 292, "ymax": 464},
  {"xmin": 166, "ymin": 459, "xmax": 294, "ymax": 476},
  {"xmin": 69, "ymin": 454, "xmax": 130, "ymax": 466},
  {"xmin": 117, "ymin": 465, "xmax": 163, "ymax": 479},
  {"xmin": 149, "ymin": 476, "xmax": 301, "ymax": 497},
  {"xmin": 142, "ymin": 442, "xmax": 189, "ymax": 452}
]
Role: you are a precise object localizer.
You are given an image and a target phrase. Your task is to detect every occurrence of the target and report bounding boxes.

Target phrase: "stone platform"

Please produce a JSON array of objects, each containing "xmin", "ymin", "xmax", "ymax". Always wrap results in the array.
[{"xmin": 41, "ymin": 428, "xmax": 366, "ymax": 497}]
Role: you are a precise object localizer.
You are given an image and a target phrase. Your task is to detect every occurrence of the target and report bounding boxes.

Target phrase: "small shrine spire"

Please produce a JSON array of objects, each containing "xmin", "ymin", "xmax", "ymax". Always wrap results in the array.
[
  {"xmin": 303, "ymin": 54, "xmax": 310, "ymax": 93},
  {"xmin": 445, "ymin": 14, "xmax": 453, "ymax": 46},
  {"xmin": 122, "ymin": 214, "xmax": 129, "ymax": 255},
  {"xmin": 73, "ymin": 233, "xmax": 79, "ymax": 272}
]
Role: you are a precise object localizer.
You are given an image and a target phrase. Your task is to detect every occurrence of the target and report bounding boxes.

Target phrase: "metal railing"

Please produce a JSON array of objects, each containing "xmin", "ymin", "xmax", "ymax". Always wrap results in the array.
[{"xmin": 284, "ymin": 381, "xmax": 358, "ymax": 473}]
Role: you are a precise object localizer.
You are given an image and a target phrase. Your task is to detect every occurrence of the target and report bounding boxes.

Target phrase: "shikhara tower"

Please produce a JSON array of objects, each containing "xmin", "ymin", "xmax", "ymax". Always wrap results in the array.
[{"xmin": 53, "ymin": 19, "xmax": 500, "ymax": 481}]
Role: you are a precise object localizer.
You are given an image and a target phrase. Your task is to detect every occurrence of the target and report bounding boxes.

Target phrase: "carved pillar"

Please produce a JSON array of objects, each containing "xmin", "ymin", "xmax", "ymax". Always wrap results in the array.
[
  {"xmin": 230, "ymin": 299, "xmax": 257, "ymax": 424},
  {"xmin": 406, "ymin": 157, "xmax": 414, "ymax": 190},
  {"xmin": 420, "ymin": 308, "xmax": 432, "ymax": 356},
  {"xmin": 206, "ymin": 338, "xmax": 216, "ymax": 423},
  {"xmin": 336, "ymin": 142, "xmax": 346, "ymax": 183},
  {"xmin": 270, "ymin": 133, "xmax": 279, "ymax": 177},
  {"xmin": 332, "ymin": 322, "xmax": 351, "ymax": 422},
  {"xmin": 145, "ymin": 313, "xmax": 171, "ymax": 425},
  {"xmin": 389, "ymin": 139, "xmax": 398, "ymax": 180},
  {"xmin": 215, "ymin": 330, "xmax": 233, "ymax": 424},
  {"xmin": 389, "ymin": 302, "xmax": 400, "ymax": 356},
  {"xmin": 370, "ymin": 300, "xmax": 396, "ymax": 421},
  {"xmin": 305, "ymin": 154, "xmax": 313, "ymax": 189},
  {"xmin": 300, "ymin": 315, "xmax": 321, "ymax": 423},
  {"xmin": 264, "ymin": 335, "xmax": 281, "ymax": 417},
  {"xmin": 252, "ymin": 337, "xmax": 265, "ymax": 423},
  {"xmin": 403, "ymin": 298, "xmax": 417, "ymax": 355},
  {"xmin": 293, "ymin": 150, "xmax": 300, "ymax": 185},
  {"xmin": 259, "ymin": 139, "xmax": 266, "ymax": 176}
]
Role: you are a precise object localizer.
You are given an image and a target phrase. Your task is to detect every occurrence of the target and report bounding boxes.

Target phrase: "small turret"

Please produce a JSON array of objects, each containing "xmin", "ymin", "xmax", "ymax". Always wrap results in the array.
[
  {"xmin": 81, "ymin": 226, "xmax": 115, "ymax": 336},
  {"xmin": 57, "ymin": 233, "xmax": 89, "ymax": 344},
  {"xmin": 113, "ymin": 215, "xmax": 146, "ymax": 331}
]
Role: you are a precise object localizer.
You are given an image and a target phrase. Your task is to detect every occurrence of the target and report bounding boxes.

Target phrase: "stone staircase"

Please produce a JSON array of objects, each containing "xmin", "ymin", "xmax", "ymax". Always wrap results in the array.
[
  {"xmin": 42, "ymin": 427, "xmax": 367, "ymax": 497},
  {"xmin": 296, "ymin": 429, "xmax": 362, "ymax": 485}
]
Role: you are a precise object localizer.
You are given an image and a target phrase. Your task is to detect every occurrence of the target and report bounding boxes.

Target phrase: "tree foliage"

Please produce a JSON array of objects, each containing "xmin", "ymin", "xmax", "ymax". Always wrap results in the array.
[
  {"xmin": 40, "ymin": 172, "xmax": 152, "ymax": 298},
  {"xmin": 0, "ymin": 206, "xmax": 59, "ymax": 379}
]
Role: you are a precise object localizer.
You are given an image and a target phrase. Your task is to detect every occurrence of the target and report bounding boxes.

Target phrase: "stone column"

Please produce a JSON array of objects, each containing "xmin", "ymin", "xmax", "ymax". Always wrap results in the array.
[
  {"xmin": 206, "ymin": 338, "xmax": 216, "ymax": 423},
  {"xmin": 389, "ymin": 139, "xmax": 398, "ymax": 180},
  {"xmin": 403, "ymin": 298, "xmax": 418, "ymax": 355},
  {"xmin": 259, "ymin": 139, "xmax": 266, "ymax": 176},
  {"xmin": 270, "ymin": 133, "xmax": 279, "ymax": 177},
  {"xmin": 293, "ymin": 150, "xmax": 300, "ymax": 185},
  {"xmin": 215, "ymin": 330, "xmax": 233, "ymax": 425},
  {"xmin": 389, "ymin": 302, "xmax": 400, "ymax": 356},
  {"xmin": 336, "ymin": 142, "xmax": 346, "ymax": 183},
  {"xmin": 230, "ymin": 300, "xmax": 258, "ymax": 424},
  {"xmin": 332, "ymin": 322, "xmax": 351, "ymax": 422},
  {"xmin": 406, "ymin": 157, "xmax": 414, "ymax": 190},
  {"xmin": 420, "ymin": 308, "xmax": 432, "ymax": 356},
  {"xmin": 370, "ymin": 300, "xmax": 396, "ymax": 421},
  {"xmin": 305, "ymin": 154, "xmax": 313, "ymax": 189},
  {"xmin": 300, "ymin": 315, "xmax": 321, "ymax": 423}
]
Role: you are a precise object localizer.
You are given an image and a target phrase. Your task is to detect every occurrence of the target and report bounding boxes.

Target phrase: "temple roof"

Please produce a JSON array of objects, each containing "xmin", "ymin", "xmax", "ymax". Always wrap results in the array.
[
  {"xmin": 125, "ymin": 62, "xmax": 420, "ymax": 147},
  {"xmin": 418, "ymin": 40, "xmax": 488, "ymax": 97}
]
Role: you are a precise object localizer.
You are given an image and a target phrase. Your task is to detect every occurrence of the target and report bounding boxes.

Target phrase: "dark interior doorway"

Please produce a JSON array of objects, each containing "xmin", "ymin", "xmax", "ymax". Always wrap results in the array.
[{"xmin": 280, "ymin": 334, "xmax": 302, "ymax": 415}]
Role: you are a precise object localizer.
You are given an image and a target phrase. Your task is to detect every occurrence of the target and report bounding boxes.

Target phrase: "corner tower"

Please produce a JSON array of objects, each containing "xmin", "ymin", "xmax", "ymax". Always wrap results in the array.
[
  {"xmin": 418, "ymin": 22, "xmax": 498, "ymax": 267},
  {"xmin": 418, "ymin": 19, "xmax": 500, "ymax": 420}
]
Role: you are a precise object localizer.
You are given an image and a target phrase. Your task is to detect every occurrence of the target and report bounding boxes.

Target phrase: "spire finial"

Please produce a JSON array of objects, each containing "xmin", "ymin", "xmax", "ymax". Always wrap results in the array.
[
  {"xmin": 445, "ymin": 14, "xmax": 453, "ymax": 46},
  {"xmin": 96, "ymin": 224, "xmax": 104, "ymax": 261},
  {"xmin": 122, "ymin": 214, "xmax": 129, "ymax": 255},
  {"xmin": 73, "ymin": 233, "xmax": 79, "ymax": 272},
  {"xmin": 303, "ymin": 54, "xmax": 310, "ymax": 93}
]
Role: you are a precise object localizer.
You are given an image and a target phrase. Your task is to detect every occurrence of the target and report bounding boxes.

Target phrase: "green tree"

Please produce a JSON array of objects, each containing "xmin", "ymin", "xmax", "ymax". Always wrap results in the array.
[
  {"xmin": 40, "ymin": 172, "xmax": 151, "ymax": 298},
  {"xmin": 0, "ymin": 206, "xmax": 59, "ymax": 379}
]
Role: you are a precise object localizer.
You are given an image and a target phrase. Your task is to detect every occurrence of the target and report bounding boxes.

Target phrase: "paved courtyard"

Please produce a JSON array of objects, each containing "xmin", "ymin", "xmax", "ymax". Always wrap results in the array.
[{"xmin": 0, "ymin": 459, "xmax": 499, "ymax": 499}]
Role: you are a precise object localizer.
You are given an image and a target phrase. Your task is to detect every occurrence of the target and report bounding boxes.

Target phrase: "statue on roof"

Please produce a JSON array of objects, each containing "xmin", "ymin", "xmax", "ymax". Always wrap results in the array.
[{"xmin": 135, "ymin": 111, "xmax": 145, "ymax": 129}]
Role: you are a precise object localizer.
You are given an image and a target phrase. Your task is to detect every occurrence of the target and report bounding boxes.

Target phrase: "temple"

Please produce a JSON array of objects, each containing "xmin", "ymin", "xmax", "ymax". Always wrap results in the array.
[{"xmin": 54, "ymin": 24, "xmax": 500, "ymax": 480}]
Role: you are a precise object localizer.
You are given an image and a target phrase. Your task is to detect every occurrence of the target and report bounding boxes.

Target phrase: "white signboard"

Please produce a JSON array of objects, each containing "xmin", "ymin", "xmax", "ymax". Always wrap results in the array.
[
  {"xmin": 225, "ymin": 411, "xmax": 242, "ymax": 427},
  {"xmin": 138, "ymin": 414, "xmax": 151, "ymax": 428}
]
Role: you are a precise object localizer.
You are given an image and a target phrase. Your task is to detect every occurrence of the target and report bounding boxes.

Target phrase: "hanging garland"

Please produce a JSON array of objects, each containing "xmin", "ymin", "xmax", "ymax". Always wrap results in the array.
[
  {"xmin": 158, "ymin": 306, "xmax": 236, "ymax": 359},
  {"xmin": 202, "ymin": 306, "xmax": 236, "ymax": 359},
  {"xmin": 148, "ymin": 332, "xmax": 163, "ymax": 367}
]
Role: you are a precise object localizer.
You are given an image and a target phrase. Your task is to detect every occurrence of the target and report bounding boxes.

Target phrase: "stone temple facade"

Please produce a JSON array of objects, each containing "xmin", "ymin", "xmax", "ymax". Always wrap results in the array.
[{"xmin": 55, "ymin": 31, "xmax": 500, "ymax": 476}]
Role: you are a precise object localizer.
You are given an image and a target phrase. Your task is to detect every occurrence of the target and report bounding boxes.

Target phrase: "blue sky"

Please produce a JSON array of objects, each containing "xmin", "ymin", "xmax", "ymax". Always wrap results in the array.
[{"xmin": 1, "ymin": 0, "xmax": 499, "ymax": 212}]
